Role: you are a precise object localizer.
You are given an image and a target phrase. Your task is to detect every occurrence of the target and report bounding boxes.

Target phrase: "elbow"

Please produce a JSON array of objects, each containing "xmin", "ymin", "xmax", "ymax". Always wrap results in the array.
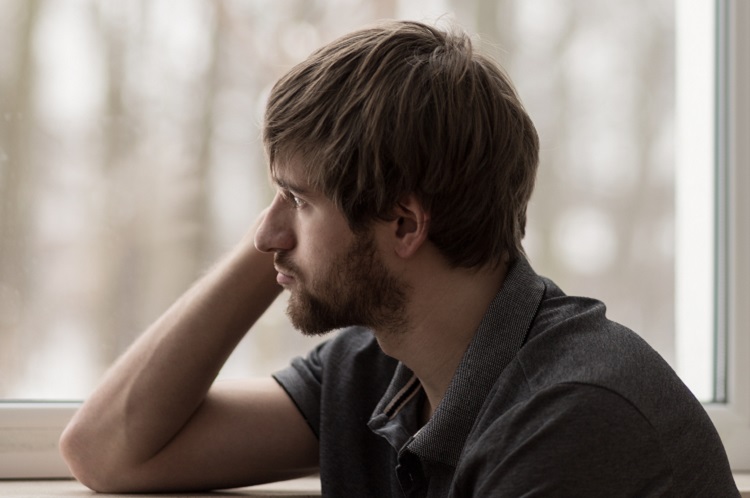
[
  {"xmin": 59, "ymin": 420, "xmax": 125, "ymax": 493},
  {"xmin": 59, "ymin": 422, "xmax": 102, "ymax": 491}
]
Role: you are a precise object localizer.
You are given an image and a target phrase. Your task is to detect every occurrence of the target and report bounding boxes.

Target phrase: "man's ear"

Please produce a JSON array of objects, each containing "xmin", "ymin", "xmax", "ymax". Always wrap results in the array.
[{"xmin": 391, "ymin": 194, "xmax": 430, "ymax": 259}]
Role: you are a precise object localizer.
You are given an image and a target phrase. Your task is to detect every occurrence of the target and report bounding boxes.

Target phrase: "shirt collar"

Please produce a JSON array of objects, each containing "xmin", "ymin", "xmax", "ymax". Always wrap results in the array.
[{"xmin": 368, "ymin": 257, "xmax": 546, "ymax": 466}]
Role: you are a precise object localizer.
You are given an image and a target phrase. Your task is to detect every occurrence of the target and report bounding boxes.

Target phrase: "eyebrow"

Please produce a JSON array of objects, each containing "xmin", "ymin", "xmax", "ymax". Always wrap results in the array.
[{"xmin": 272, "ymin": 176, "xmax": 312, "ymax": 197}]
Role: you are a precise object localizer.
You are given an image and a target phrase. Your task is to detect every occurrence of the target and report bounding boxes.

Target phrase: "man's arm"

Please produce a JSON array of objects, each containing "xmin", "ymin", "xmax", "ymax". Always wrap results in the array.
[{"xmin": 59, "ymin": 217, "xmax": 319, "ymax": 493}]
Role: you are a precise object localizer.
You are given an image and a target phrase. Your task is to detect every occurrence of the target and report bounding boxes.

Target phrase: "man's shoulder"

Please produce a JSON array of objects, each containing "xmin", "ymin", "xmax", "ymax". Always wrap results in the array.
[
  {"xmin": 514, "ymin": 286, "xmax": 705, "ymax": 438},
  {"xmin": 453, "ymin": 281, "xmax": 738, "ymax": 497},
  {"xmin": 457, "ymin": 378, "xmax": 737, "ymax": 497},
  {"xmin": 455, "ymin": 382, "xmax": 676, "ymax": 496},
  {"xmin": 520, "ymin": 282, "xmax": 667, "ymax": 388}
]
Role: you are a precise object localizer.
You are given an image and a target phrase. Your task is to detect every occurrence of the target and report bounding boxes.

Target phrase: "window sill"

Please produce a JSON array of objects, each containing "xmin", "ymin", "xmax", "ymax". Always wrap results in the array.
[
  {"xmin": 736, "ymin": 473, "xmax": 750, "ymax": 498},
  {"xmin": 0, "ymin": 475, "xmax": 748, "ymax": 497},
  {"xmin": 0, "ymin": 477, "xmax": 322, "ymax": 497}
]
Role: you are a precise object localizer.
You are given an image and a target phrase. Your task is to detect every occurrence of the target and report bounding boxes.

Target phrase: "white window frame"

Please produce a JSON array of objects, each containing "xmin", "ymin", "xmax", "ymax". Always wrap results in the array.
[
  {"xmin": 0, "ymin": 0, "xmax": 749, "ymax": 479},
  {"xmin": 703, "ymin": 0, "xmax": 750, "ymax": 472},
  {"xmin": 0, "ymin": 403, "xmax": 75, "ymax": 478}
]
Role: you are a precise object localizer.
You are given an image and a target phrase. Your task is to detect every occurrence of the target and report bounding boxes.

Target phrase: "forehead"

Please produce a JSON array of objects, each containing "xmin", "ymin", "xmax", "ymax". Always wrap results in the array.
[{"xmin": 270, "ymin": 155, "xmax": 315, "ymax": 192}]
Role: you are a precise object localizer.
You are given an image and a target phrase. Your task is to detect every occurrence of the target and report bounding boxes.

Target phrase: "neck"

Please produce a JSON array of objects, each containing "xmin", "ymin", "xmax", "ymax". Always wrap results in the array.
[{"xmin": 374, "ymin": 255, "xmax": 508, "ymax": 424}]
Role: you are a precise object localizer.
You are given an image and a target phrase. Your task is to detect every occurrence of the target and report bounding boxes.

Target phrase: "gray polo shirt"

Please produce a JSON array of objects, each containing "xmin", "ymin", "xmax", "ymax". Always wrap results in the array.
[{"xmin": 273, "ymin": 258, "xmax": 738, "ymax": 497}]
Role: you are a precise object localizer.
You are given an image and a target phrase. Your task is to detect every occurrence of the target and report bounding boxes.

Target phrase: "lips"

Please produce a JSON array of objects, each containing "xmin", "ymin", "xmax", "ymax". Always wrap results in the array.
[
  {"xmin": 274, "ymin": 256, "xmax": 298, "ymax": 286},
  {"xmin": 274, "ymin": 265, "xmax": 294, "ymax": 285},
  {"xmin": 276, "ymin": 270, "xmax": 294, "ymax": 286}
]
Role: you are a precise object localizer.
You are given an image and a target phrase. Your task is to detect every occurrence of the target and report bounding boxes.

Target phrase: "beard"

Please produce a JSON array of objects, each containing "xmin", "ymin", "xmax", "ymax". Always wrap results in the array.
[{"xmin": 275, "ymin": 231, "xmax": 409, "ymax": 337}]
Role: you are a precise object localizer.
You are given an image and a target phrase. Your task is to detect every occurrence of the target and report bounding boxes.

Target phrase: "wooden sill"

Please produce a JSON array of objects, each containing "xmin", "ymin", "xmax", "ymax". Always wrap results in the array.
[
  {"xmin": 1, "ymin": 474, "xmax": 748, "ymax": 497},
  {"xmin": 0, "ymin": 476, "xmax": 322, "ymax": 497},
  {"xmin": 736, "ymin": 473, "xmax": 750, "ymax": 498}
]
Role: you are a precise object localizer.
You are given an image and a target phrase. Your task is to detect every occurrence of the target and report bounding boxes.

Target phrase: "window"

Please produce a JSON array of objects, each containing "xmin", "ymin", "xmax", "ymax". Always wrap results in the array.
[
  {"xmin": 674, "ymin": 0, "xmax": 720, "ymax": 403},
  {"xmin": 701, "ymin": 0, "xmax": 750, "ymax": 471},
  {"xmin": 1, "ymin": 0, "xmax": 747, "ymax": 478}
]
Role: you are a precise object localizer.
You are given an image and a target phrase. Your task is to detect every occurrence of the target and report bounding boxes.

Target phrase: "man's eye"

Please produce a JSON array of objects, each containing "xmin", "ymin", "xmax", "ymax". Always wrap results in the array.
[{"xmin": 282, "ymin": 190, "xmax": 304, "ymax": 208}]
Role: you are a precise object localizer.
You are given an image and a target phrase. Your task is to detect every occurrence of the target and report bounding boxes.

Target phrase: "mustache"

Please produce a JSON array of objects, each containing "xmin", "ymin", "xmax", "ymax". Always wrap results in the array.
[{"xmin": 274, "ymin": 253, "xmax": 301, "ymax": 277}]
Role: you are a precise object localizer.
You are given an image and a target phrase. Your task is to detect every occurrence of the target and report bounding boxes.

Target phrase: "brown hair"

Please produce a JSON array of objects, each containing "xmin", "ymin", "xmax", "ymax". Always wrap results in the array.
[{"xmin": 263, "ymin": 20, "xmax": 539, "ymax": 268}]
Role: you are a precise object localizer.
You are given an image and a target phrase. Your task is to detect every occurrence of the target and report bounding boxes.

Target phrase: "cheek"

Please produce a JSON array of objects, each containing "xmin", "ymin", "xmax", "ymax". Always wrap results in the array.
[
  {"xmin": 302, "ymin": 218, "xmax": 353, "ymax": 254},
  {"xmin": 291, "ymin": 231, "xmax": 330, "ymax": 275},
  {"xmin": 293, "ymin": 207, "xmax": 356, "ymax": 268}
]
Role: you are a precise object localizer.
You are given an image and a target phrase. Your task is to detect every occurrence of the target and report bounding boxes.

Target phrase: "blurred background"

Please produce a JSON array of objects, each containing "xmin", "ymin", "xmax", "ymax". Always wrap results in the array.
[{"xmin": 0, "ymin": 0, "xmax": 678, "ymax": 400}]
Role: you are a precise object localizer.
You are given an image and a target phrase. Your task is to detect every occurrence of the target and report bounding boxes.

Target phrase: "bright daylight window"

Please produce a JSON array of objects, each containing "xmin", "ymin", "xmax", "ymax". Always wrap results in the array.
[{"xmin": 1, "ymin": 0, "xmax": 747, "ymax": 477}]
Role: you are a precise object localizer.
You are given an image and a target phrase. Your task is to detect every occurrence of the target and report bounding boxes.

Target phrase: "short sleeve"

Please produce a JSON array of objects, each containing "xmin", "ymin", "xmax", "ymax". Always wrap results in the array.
[
  {"xmin": 273, "ymin": 339, "xmax": 331, "ymax": 438},
  {"xmin": 271, "ymin": 326, "xmax": 396, "ymax": 442}
]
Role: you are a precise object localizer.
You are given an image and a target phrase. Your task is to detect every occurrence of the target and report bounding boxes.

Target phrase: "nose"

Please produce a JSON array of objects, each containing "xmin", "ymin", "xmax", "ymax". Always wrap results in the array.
[{"xmin": 254, "ymin": 193, "xmax": 296, "ymax": 253}]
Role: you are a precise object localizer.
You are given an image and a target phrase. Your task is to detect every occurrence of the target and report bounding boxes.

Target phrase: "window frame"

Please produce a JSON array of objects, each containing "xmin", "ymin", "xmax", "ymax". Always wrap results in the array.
[
  {"xmin": 0, "ymin": 403, "xmax": 76, "ymax": 478},
  {"xmin": 704, "ymin": 0, "xmax": 750, "ymax": 472},
  {"xmin": 0, "ymin": 0, "xmax": 749, "ymax": 479}
]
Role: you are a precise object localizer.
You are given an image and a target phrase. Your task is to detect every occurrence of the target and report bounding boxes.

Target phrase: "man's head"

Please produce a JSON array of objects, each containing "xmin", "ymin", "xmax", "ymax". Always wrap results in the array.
[
  {"xmin": 263, "ymin": 20, "xmax": 539, "ymax": 269},
  {"xmin": 255, "ymin": 157, "xmax": 410, "ymax": 337}
]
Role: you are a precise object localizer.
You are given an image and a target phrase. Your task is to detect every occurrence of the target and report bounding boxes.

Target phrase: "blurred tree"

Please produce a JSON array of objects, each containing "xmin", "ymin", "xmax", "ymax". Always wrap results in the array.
[
  {"xmin": 91, "ymin": 0, "xmax": 135, "ymax": 366},
  {"xmin": 0, "ymin": 0, "xmax": 678, "ymax": 397},
  {"xmin": 0, "ymin": 0, "xmax": 39, "ymax": 393}
]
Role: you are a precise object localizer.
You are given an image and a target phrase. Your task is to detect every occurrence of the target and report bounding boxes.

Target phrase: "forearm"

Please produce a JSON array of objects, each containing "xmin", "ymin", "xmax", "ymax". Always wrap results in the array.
[{"xmin": 60, "ymin": 230, "xmax": 280, "ymax": 477}]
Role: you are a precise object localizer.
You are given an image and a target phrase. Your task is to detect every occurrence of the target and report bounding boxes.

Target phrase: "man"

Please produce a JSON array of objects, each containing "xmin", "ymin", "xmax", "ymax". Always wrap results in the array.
[{"xmin": 60, "ymin": 20, "xmax": 739, "ymax": 497}]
